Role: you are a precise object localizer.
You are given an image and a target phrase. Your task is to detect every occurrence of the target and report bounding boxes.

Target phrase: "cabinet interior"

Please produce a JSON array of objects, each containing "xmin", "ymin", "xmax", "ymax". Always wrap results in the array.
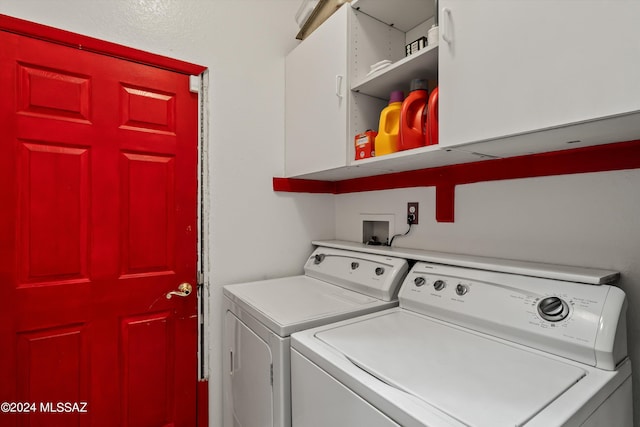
[{"xmin": 348, "ymin": 3, "xmax": 439, "ymax": 167}]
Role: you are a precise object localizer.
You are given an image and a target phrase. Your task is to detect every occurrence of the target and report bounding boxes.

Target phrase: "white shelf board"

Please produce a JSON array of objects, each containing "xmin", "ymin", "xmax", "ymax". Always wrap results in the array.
[
  {"xmin": 288, "ymin": 146, "xmax": 493, "ymax": 181},
  {"xmin": 312, "ymin": 240, "xmax": 620, "ymax": 285},
  {"xmin": 287, "ymin": 109, "xmax": 640, "ymax": 181},
  {"xmin": 351, "ymin": 0, "xmax": 435, "ymax": 33},
  {"xmin": 352, "ymin": 44, "xmax": 439, "ymax": 99}
]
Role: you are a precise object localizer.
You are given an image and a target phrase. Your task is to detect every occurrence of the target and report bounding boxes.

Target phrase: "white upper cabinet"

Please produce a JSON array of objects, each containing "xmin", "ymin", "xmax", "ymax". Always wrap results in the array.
[
  {"xmin": 284, "ymin": 0, "xmax": 640, "ymax": 180},
  {"xmin": 285, "ymin": 4, "xmax": 349, "ymax": 177},
  {"xmin": 439, "ymin": 0, "xmax": 640, "ymax": 156}
]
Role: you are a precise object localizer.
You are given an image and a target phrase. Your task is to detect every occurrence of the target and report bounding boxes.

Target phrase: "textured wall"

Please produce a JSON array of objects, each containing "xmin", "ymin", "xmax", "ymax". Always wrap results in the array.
[{"xmin": 0, "ymin": 1, "xmax": 336, "ymax": 426}]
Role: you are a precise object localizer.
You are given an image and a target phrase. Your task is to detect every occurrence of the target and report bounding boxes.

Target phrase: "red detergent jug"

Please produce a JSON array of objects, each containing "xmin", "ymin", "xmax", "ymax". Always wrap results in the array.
[
  {"xmin": 399, "ymin": 79, "xmax": 428, "ymax": 151},
  {"xmin": 426, "ymin": 86, "xmax": 438, "ymax": 146}
]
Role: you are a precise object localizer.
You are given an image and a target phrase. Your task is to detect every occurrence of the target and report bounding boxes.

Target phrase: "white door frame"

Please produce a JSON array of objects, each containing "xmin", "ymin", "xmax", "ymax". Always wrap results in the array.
[{"xmin": 193, "ymin": 70, "xmax": 210, "ymax": 381}]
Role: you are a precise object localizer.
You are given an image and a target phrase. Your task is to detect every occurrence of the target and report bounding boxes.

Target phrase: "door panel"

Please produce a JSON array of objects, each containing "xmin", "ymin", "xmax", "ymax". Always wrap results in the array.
[
  {"xmin": 17, "ymin": 62, "xmax": 91, "ymax": 123},
  {"xmin": 0, "ymin": 29, "xmax": 198, "ymax": 427},
  {"xmin": 120, "ymin": 84, "xmax": 176, "ymax": 133},
  {"xmin": 120, "ymin": 152, "xmax": 176, "ymax": 274},
  {"xmin": 18, "ymin": 142, "xmax": 90, "ymax": 283},
  {"xmin": 121, "ymin": 312, "xmax": 173, "ymax": 427},
  {"xmin": 17, "ymin": 324, "xmax": 90, "ymax": 427}
]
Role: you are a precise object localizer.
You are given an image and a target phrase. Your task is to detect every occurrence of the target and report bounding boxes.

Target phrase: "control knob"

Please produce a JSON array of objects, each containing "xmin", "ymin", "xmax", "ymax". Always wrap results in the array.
[
  {"xmin": 537, "ymin": 296, "xmax": 570, "ymax": 322},
  {"xmin": 433, "ymin": 280, "xmax": 446, "ymax": 291},
  {"xmin": 455, "ymin": 284, "xmax": 468, "ymax": 296},
  {"xmin": 414, "ymin": 277, "xmax": 426, "ymax": 287}
]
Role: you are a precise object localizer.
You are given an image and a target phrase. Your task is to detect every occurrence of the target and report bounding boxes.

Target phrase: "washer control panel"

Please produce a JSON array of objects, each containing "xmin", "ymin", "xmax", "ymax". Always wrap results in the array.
[{"xmin": 399, "ymin": 262, "xmax": 627, "ymax": 369}]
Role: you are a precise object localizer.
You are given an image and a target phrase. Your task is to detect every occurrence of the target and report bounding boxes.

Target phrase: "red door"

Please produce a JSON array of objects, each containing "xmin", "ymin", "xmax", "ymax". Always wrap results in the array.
[{"xmin": 0, "ymin": 28, "xmax": 199, "ymax": 427}]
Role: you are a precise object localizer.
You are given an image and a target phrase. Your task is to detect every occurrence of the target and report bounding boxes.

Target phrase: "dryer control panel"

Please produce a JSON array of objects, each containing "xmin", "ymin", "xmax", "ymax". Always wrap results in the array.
[
  {"xmin": 399, "ymin": 262, "xmax": 627, "ymax": 370},
  {"xmin": 305, "ymin": 247, "xmax": 409, "ymax": 302}
]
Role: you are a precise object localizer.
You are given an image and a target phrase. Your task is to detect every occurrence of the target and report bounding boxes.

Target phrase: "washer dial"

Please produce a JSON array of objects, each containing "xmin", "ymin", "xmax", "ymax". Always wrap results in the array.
[
  {"xmin": 414, "ymin": 277, "xmax": 426, "ymax": 287},
  {"xmin": 537, "ymin": 296, "xmax": 570, "ymax": 322},
  {"xmin": 455, "ymin": 284, "xmax": 468, "ymax": 296}
]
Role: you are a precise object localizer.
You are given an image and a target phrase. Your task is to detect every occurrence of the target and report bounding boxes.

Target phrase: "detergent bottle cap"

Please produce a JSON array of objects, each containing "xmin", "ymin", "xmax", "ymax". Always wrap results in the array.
[
  {"xmin": 409, "ymin": 78, "xmax": 428, "ymax": 91},
  {"xmin": 389, "ymin": 90, "xmax": 405, "ymax": 104}
]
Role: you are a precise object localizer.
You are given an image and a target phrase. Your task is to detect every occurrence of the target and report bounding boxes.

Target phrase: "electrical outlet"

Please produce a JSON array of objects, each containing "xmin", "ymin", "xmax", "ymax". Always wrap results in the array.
[{"xmin": 407, "ymin": 202, "xmax": 419, "ymax": 224}]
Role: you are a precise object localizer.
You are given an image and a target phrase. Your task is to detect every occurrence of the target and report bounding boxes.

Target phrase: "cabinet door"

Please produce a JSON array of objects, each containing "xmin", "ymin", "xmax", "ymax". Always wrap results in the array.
[
  {"xmin": 439, "ymin": 0, "xmax": 640, "ymax": 149},
  {"xmin": 285, "ymin": 5, "xmax": 348, "ymax": 177}
]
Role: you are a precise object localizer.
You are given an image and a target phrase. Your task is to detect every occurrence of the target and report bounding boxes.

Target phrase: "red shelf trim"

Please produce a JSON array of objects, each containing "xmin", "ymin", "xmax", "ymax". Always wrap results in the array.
[
  {"xmin": 274, "ymin": 139, "xmax": 640, "ymax": 222},
  {"xmin": 273, "ymin": 177, "xmax": 337, "ymax": 193},
  {"xmin": 435, "ymin": 183, "xmax": 456, "ymax": 223},
  {"xmin": 0, "ymin": 14, "xmax": 206, "ymax": 75}
]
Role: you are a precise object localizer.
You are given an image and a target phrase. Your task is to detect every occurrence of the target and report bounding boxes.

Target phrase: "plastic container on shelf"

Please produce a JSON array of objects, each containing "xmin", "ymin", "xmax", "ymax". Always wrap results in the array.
[
  {"xmin": 428, "ymin": 24, "xmax": 439, "ymax": 46},
  {"xmin": 399, "ymin": 79, "xmax": 428, "ymax": 151},
  {"xmin": 375, "ymin": 90, "xmax": 404, "ymax": 156},
  {"xmin": 425, "ymin": 86, "xmax": 439, "ymax": 146}
]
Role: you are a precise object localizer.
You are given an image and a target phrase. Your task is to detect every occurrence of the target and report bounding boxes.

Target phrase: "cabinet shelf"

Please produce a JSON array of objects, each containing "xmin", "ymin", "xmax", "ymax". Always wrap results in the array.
[
  {"xmin": 351, "ymin": 0, "xmax": 435, "ymax": 32},
  {"xmin": 352, "ymin": 44, "xmax": 439, "ymax": 99},
  {"xmin": 287, "ymin": 144, "xmax": 488, "ymax": 181}
]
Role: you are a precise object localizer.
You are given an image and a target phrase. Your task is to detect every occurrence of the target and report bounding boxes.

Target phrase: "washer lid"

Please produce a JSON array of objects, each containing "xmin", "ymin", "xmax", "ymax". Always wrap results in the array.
[
  {"xmin": 224, "ymin": 276, "xmax": 391, "ymax": 337},
  {"xmin": 316, "ymin": 311, "xmax": 586, "ymax": 427}
]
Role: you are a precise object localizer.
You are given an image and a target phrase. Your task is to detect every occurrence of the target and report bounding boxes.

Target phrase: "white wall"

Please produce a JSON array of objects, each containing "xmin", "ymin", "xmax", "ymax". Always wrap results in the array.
[
  {"xmin": 3, "ymin": 1, "xmax": 639, "ymax": 425},
  {"xmin": 336, "ymin": 169, "xmax": 640, "ymax": 425},
  {"xmin": 0, "ymin": 1, "xmax": 335, "ymax": 426}
]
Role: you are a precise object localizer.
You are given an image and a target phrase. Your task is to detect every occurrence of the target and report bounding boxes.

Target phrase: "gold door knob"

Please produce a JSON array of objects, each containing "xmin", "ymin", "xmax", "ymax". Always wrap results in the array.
[{"xmin": 166, "ymin": 283, "xmax": 193, "ymax": 299}]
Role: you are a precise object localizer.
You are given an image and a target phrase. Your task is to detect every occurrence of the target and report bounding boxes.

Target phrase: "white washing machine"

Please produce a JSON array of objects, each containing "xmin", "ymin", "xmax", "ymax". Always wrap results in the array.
[
  {"xmin": 222, "ymin": 245, "xmax": 409, "ymax": 427},
  {"xmin": 292, "ymin": 260, "xmax": 633, "ymax": 427}
]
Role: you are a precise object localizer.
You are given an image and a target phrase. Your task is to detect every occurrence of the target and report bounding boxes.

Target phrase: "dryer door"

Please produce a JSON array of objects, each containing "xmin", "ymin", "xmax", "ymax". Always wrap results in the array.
[{"xmin": 224, "ymin": 311, "xmax": 273, "ymax": 427}]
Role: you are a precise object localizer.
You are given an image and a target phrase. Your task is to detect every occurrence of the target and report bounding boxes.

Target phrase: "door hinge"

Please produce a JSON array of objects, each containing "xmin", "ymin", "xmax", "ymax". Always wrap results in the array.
[
  {"xmin": 197, "ymin": 271, "xmax": 204, "ymax": 286},
  {"xmin": 189, "ymin": 75, "xmax": 201, "ymax": 94}
]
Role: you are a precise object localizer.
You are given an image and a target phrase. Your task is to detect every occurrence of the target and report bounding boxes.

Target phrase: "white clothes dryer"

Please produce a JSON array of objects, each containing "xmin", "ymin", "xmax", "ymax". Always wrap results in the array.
[
  {"xmin": 292, "ymin": 260, "xmax": 633, "ymax": 427},
  {"xmin": 222, "ymin": 245, "xmax": 409, "ymax": 427}
]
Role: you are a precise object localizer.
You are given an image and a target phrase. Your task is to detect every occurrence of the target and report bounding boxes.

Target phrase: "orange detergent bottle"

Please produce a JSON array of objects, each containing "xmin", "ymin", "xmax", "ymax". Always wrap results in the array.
[
  {"xmin": 426, "ymin": 86, "xmax": 439, "ymax": 145},
  {"xmin": 375, "ymin": 90, "xmax": 404, "ymax": 156},
  {"xmin": 399, "ymin": 79, "xmax": 428, "ymax": 151}
]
